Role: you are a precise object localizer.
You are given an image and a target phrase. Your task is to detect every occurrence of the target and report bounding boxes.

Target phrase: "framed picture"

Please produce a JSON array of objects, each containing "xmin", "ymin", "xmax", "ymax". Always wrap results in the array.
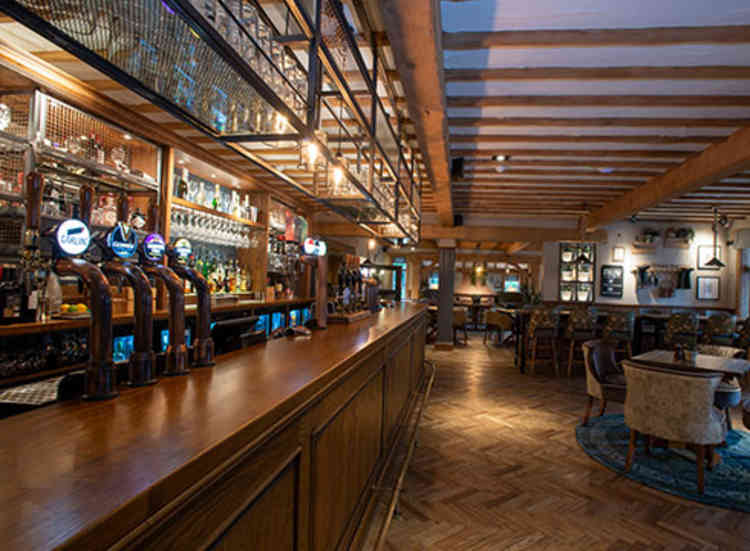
[
  {"xmin": 697, "ymin": 245, "xmax": 722, "ymax": 270},
  {"xmin": 612, "ymin": 246, "xmax": 625, "ymax": 263},
  {"xmin": 600, "ymin": 265, "xmax": 624, "ymax": 298},
  {"xmin": 696, "ymin": 276, "xmax": 720, "ymax": 301}
]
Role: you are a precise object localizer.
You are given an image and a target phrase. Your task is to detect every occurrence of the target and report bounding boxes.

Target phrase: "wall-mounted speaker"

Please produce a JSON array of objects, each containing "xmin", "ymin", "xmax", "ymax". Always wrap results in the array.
[{"xmin": 450, "ymin": 157, "xmax": 464, "ymax": 180}]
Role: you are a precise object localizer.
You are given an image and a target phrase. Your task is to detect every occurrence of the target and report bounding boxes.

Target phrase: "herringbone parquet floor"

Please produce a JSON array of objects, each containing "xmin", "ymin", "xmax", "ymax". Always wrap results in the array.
[{"xmin": 384, "ymin": 338, "xmax": 750, "ymax": 551}]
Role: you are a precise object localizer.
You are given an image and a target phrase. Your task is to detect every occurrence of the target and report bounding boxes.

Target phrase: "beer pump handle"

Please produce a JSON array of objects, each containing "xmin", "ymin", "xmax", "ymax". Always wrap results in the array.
[
  {"xmin": 117, "ymin": 193, "xmax": 129, "ymax": 223},
  {"xmin": 24, "ymin": 172, "xmax": 45, "ymax": 243},
  {"xmin": 79, "ymin": 185, "xmax": 95, "ymax": 227}
]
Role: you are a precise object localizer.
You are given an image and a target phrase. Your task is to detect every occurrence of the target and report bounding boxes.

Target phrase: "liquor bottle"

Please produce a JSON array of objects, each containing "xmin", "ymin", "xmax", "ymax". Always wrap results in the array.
[
  {"xmin": 177, "ymin": 168, "xmax": 190, "ymax": 199},
  {"xmin": 212, "ymin": 183, "xmax": 220, "ymax": 211}
]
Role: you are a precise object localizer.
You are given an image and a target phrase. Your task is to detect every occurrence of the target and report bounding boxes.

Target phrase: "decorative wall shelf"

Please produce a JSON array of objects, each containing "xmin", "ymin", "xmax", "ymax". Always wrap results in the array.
[
  {"xmin": 631, "ymin": 240, "xmax": 659, "ymax": 253},
  {"xmin": 663, "ymin": 237, "xmax": 692, "ymax": 249}
]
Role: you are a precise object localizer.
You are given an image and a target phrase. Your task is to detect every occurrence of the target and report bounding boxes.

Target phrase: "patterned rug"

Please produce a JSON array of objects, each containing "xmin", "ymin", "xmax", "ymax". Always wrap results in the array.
[{"xmin": 576, "ymin": 414, "xmax": 750, "ymax": 511}]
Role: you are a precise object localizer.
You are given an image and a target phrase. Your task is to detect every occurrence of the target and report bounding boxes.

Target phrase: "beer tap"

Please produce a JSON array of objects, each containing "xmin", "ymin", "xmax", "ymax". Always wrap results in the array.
[
  {"xmin": 167, "ymin": 238, "xmax": 214, "ymax": 367},
  {"xmin": 138, "ymin": 209, "xmax": 189, "ymax": 376},
  {"xmin": 95, "ymin": 194, "xmax": 157, "ymax": 386},
  {"xmin": 47, "ymin": 182, "xmax": 117, "ymax": 400}
]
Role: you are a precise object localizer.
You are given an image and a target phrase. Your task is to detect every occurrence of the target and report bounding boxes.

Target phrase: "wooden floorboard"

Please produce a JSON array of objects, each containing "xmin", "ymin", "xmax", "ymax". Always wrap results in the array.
[{"xmin": 384, "ymin": 337, "xmax": 750, "ymax": 551}]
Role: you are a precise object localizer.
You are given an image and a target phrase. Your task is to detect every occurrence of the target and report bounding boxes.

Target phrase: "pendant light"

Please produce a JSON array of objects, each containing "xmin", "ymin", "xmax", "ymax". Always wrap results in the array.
[
  {"xmin": 575, "ymin": 208, "xmax": 591, "ymax": 264},
  {"xmin": 706, "ymin": 207, "xmax": 726, "ymax": 268}
]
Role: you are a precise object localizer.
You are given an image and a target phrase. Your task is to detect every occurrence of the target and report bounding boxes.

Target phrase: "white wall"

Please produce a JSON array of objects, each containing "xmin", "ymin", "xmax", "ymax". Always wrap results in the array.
[{"xmin": 542, "ymin": 221, "xmax": 737, "ymax": 309}]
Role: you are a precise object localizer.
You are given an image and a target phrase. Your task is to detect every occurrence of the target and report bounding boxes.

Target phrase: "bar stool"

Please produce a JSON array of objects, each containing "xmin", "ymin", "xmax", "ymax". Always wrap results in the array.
[
  {"xmin": 602, "ymin": 310, "xmax": 635, "ymax": 360},
  {"xmin": 452, "ymin": 307, "xmax": 469, "ymax": 345},
  {"xmin": 664, "ymin": 311, "xmax": 699, "ymax": 350},
  {"xmin": 527, "ymin": 307, "xmax": 560, "ymax": 376},
  {"xmin": 565, "ymin": 305, "xmax": 596, "ymax": 377},
  {"xmin": 703, "ymin": 313, "xmax": 736, "ymax": 346}
]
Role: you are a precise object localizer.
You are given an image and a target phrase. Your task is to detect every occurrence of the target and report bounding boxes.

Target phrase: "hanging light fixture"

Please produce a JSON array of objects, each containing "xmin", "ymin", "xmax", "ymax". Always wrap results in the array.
[
  {"xmin": 299, "ymin": 129, "xmax": 327, "ymax": 172},
  {"xmin": 706, "ymin": 206, "xmax": 726, "ymax": 268},
  {"xmin": 575, "ymin": 207, "xmax": 591, "ymax": 264}
]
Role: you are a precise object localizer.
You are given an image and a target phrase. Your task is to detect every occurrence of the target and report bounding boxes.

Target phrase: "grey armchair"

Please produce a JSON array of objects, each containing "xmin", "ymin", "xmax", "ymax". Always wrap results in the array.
[
  {"xmin": 582, "ymin": 340, "xmax": 627, "ymax": 425},
  {"xmin": 622, "ymin": 360, "xmax": 726, "ymax": 494}
]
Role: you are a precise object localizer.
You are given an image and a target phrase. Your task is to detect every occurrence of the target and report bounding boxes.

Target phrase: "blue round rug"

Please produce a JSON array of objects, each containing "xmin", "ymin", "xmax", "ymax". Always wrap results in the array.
[{"xmin": 576, "ymin": 414, "xmax": 750, "ymax": 511}]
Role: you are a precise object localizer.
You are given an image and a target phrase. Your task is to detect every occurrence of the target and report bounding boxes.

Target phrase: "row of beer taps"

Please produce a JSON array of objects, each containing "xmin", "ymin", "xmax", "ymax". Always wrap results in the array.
[{"xmin": 22, "ymin": 172, "xmax": 214, "ymax": 401}]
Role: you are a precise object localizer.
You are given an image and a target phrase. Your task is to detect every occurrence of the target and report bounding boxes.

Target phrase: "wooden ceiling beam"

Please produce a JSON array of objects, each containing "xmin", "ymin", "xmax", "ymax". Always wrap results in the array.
[
  {"xmin": 447, "ymin": 95, "xmax": 750, "ymax": 107},
  {"xmin": 451, "ymin": 149, "xmax": 693, "ymax": 159},
  {"xmin": 451, "ymin": 134, "xmax": 721, "ymax": 145},
  {"xmin": 465, "ymin": 168, "xmax": 654, "ymax": 178},
  {"xmin": 442, "ymin": 25, "xmax": 750, "ymax": 50},
  {"xmin": 448, "ymin": 117, "xmax": 749, "ymax": 128},
  {"xmin": 466, "ymin": 159, "xmax": 678, "ymax": 169},
  {"xmin": 587, "ymin": 125, "xmax": 750, "ymax": 230},
  {"xmin": 380, "ymin": 0, "xmax": 453, "ymax": 226},
  {"xmin": 444, "ymin": 66, "xmax": 750, "ymax": 81},
  {"xmin": 421, "ymin": 225, "xmax": 607, "ymax": 242}
]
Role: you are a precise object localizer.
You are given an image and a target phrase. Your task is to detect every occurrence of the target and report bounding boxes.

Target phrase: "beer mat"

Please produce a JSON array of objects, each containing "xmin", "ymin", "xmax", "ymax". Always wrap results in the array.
[
  {"xmin": 53, "ymin": 312, "xmax": 91, "ymax": 319},
  {"xmin": 0, "ymin": 376, "xmax": 64, "ymax": 405}
]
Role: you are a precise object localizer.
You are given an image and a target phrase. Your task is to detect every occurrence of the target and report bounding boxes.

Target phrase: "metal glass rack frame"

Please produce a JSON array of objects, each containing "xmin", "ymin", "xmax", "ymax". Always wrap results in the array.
[{"xmin": 2, "ymin": 0, "xmax": 420, "ymax": 242}]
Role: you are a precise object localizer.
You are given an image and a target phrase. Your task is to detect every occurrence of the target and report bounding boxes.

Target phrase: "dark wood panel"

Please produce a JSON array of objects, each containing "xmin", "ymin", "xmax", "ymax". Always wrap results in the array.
[
  {"xmin": 311, "ymin": 371, "xmax": 384, "ymax": 551},
  {"xmin": 117, "ymin": 425, "xmax": 301, "ymax": 550},
  {"xmin": 211, "ymin": 458, "xmax": 298, "ymax": 551},
  {"xmin": 383, "ymin": 339, "xmax": 413, "ymax": 448}
]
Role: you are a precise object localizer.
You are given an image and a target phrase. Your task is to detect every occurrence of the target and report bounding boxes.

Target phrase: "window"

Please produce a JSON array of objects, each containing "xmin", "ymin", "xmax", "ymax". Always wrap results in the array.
[{"xmin": 504, "ymin": 274, "xmax": 520, "ymax": 293}]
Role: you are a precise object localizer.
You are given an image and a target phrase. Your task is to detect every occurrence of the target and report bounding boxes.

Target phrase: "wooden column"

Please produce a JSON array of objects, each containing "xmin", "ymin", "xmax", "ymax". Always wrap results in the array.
[
  {"xmin": 436, "ymin": 242, "xmax": 456, "ymax": 350},
  {"xmin": 407, "ymin": 256, "xmax": 421, "ymax": 300}
]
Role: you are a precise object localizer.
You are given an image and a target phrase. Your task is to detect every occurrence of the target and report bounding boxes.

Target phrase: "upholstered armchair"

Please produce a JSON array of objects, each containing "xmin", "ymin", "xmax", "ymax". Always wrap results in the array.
[
  {"xmin": 484, "ymin": 310, "xmax": 512, "ymax": 345},
  {"xmin": 582, "ymin": 340, "xmax": 627, "ymax": 425},
  {"xmin": 696, "ymin": 344, "xmax": 744, "ymax": 429},
  {"xmin": 735, "ymin": 319, "xmax": 750, "ymax": 359},
  {"xmin": 565, "ymin": 305, "xmax": 597, "ymax": 377},
  {"xmin": 702, "ymin": 313, "xmax": 736, "ymax": 346},
  {"xmin": 622, "ymin": 360, "xmax": 726, "ymax": 494},
  {"xmin": 664, "ymin": 312, "xmax": 699, "ymax": 349}
]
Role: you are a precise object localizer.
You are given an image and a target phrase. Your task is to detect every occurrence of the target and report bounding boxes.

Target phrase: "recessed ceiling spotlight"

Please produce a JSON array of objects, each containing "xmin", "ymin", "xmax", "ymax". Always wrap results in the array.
[
  {"xmin": 211, "ymin": 173, "xmax": 217, "ymax": 178},
  {"xmin": 598, "ymin": 167, "xmax": 615, "ymax": 174},
  {"xmin": 177, "ymin": 158, "xmax": 185, "ymax": 164},
  {"xmin": 122, "ymin": 133, "xmax": 133, "ymax": 140},
  {"xmin": 493, "ymin": 154, "xmax": 509, "ymax": 162},
  {"xmin": 495, "ymin": 166, "xmax": 506, "ymax": 173}
]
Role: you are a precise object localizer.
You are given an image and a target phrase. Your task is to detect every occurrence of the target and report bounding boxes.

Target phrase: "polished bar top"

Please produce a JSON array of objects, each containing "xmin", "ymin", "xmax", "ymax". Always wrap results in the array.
[
  {"xmin": 0, "ymin": 303, "xmax": 425, "ymax": 551},
  {"xmin": 0, "ymin": 297, "xmax": 314, "ymax": 337}
]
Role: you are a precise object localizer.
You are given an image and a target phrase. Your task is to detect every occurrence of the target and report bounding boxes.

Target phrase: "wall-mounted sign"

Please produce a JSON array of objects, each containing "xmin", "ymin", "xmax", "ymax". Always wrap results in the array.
[
  {"xmin": 143, "ymin": 233, "xmax": 166, "ymax": 262},
  {"xmin": 55, "ymin": 218, "xmax": 91, "ymax": 256},
  {"xmin": 173, "ymin": 237, "xmax": 192, "ymax": 263},
  {"xmin": 600, "ymin": 265, "xmax": 624, "ymax": 298},
  {"xmin": 107, "ymin": 222, "xmax": 138, "ymax": 259},
  {"xmin": 303, "ymin": 237, "xmax": 327, "ymax": 257}
]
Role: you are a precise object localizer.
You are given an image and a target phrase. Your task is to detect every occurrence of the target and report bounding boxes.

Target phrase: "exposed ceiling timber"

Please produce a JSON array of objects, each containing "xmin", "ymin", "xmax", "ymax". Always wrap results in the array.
[
  {"xmin": 317, "ymin": 222, "xmax": 607, "ymax": 242},
  {"xmin": 379, "ymin": 0, "xmax": 453, "ymax": 226},
  {"xmin": 466, "ymin": 159, "xmax": 678, "ymax": 169},
  {"xmin": 586, "ymin": 125, "xmax": 750, "ymax": 230},
  {"xmin": 450, "ymin": 134, "xmax": 723, "ymax": 145},
  {"xmin": 447, "ymin": 117, "xmax": 750, "ymax": 128},
  {"xmin": 444, "ymin": 66, "xmax": 750, "ymax": 81},
  {"xmin": 450, "ymin": 149, "xmax": 694, "ymax": 159},
  {"xmin": 442, "ymin": 25, "xmax": 750, "ymax": 50},
  {"xmin": 446, "ymin": 95, "xmax": 750, "ymax": 108}
]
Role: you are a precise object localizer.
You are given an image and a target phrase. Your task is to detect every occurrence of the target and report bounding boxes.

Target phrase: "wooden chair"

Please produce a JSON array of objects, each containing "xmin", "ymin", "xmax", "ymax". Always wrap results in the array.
[
  {"xmin": 622, "ymin": 360, "xmax": 726, "ymax": 494},
  {"xmin": 452, "ymin": 307, "xmax": 469, "ymax": 345},
  {"xmin": 566, "ymin": 305, "xmax": 597, "ymax": 377},
  {"xmin": 702, "ymin": 313, "xmax": 736, "ymax": 346},
  {"xmin": 526, "ymin": 307, "xmax": 560, "ymax": 376},
  {"xmin": 601, "ymin": 310, "xmax": 635, "ymax": 360},
  {"xmin": 664, "ymin": 311, "xmax": 699, "ymax": 350},
  {"xmin": 484, "ymin": 310, "xmax": 513, "ymax": 345},
  {"xmin": 582, "ymin": 340, "xmax": 627, "ymax": 425}
]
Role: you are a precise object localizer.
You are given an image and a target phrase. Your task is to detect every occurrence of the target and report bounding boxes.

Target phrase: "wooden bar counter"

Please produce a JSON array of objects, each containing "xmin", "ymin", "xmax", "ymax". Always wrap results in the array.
[{"xmin": 0, "ymin": 304, "xmax": 427, "ymax": 551}]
